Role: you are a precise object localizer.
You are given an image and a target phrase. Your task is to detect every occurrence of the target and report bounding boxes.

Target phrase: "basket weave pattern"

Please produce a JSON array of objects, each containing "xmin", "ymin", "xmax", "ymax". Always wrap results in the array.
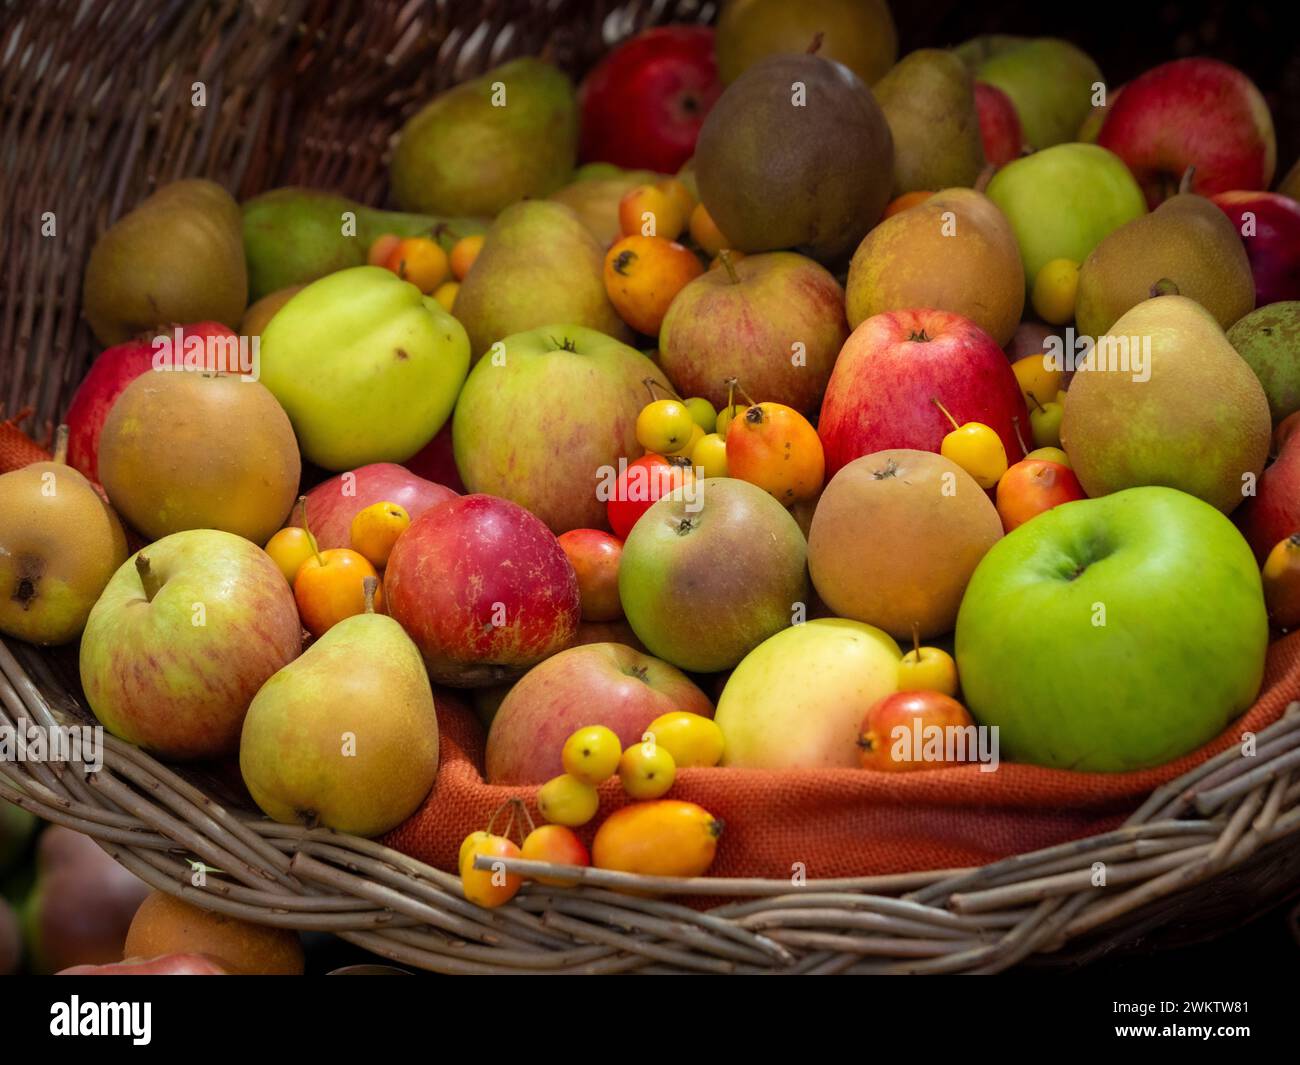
[{"xmin": 3, "ymin": 1, "xmax": 1299, "ymax": 973}]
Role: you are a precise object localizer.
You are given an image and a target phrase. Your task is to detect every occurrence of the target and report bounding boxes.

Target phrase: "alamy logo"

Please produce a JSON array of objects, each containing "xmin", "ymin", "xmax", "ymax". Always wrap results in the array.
[
  {"xmin": 151, "ymin": 327, "xmax": 259, "ymax": 381},
  {"xmin": 1043, "ymin": 329, "xmax": 1151, "ymax": 382},
  {"xmin": 50, "ymin": 997, "xmax": 151, "ymax": 1045}
]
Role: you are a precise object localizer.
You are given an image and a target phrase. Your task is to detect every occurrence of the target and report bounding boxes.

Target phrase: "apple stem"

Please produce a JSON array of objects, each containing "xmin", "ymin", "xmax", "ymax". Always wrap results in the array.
[
  {"xmin": 718, "ymin": 248, "xmax": 740, "ymax": 284},
  {"xmin": 1150, "ymin": 277, "xmax": 1180, "ymax": 298},
  {"xmin": 733, "ymin": 379, "xmax": 756, "ymax": 408},
  {"xmin": 723, "ymin": 376, "xmax": 737, "ymax": 414},
  {"xmin": 1012, "ymin": 415, "xmax": 1029, "ymax": 458},
  {"xmin": 911, "ymin": 623, "xmax": 921, "ymax": 660},
  {"xmin": 1178, "ymin": 165, "xmax": 1196, "ymax": 196},
  {"xmin": 974, "ymin": 163, "xmax": 995, "ymax": 194},
  {"xmin": 931, "ymin": 397, "xmax": 960, "ymax": 432},
  {"xmin": 52, "ymin": 424, "xmax": 69, "ymax": 465},
  {"xmin": 135, "ymin": 553, "xmax": 161, "ymax": 602},
  {"xmin": 362, "ymin": 576, "xmax": 378, "ymax": 614},
  {"xmin": 806, "ymin": 31, "xmax": 823, "ymax": 55},
  {"xmin": 1026, "ymin": 391, "xmax": 1045, "ymax": 414},
  {"xmin": 513, "ymin": 797, "xmax": 535, "ymax": 841},
  {"xmin": 643, "ymin": 377, "xmax": 673, "ymax": 403}
]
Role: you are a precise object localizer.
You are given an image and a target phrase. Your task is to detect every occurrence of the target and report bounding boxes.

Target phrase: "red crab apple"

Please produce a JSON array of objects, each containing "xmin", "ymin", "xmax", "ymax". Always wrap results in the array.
[
  {"xmin": 485, "ymin": 642, "xmax": 714, "ymax": 784},
  {"xmin": 818, "ymin": 308, "xmax": 1029, "ymax": 478},
  {"xmin": 557, "ymin": 528, "xmax": 624, "ymax": 621},
  {"xmin": 1097, "ymin": 58, "xmax": 1276, "ymax": 206},
  {"xmin": 65, "ymin": 322, "xmax": 237, "ymax": 482},
  {"xmin": 384, "ymin": 494, "xmax": 581, "ymax": 686},
  {"xmin": 294, "ymin": 462, "xmax": 457, "ymax": 550},
  {"xmin": 578, "ymin": 26, "xmax": 720, "ymax": 174},
  {"xmin": 858, "ymin": 690, "xmax": 978, "ymax": 772},
  {"xmin": 1211, "ymin": 191, "xmax": 1300, "ymax": 306},
  {"xmin": 975, "ymin": 81, "xmax": 1023, "ymax": 167}
]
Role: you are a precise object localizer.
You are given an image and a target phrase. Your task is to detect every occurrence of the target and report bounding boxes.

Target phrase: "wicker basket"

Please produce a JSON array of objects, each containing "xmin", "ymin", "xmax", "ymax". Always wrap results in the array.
[{"xmin": 3, "ymin": 0, "xmax": 1299, "ymax": 974}]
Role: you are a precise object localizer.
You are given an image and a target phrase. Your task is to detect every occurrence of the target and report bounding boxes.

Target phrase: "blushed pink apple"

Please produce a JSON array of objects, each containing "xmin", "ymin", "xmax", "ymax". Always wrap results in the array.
[
  {"xmin": 1211, "ymin": 191, "xmax": 1300, "ymax": 305},
  {"xmin": 1097, "ymin": 58, "xmax": 1276, "ymax": 206},
  {"xmin": 1237, "ymin": 428, "xmax": 1300, "ymax": 562},
  {"xmin": 295, "ymin": 462, "xmax": 456, "ymax": 550},
  {"xmin": 485, "ymin": 642, "xmax": 713, "ymax": 784},
  {"xmin": 385, "ymin": 494, "xmax": 581, "ymax": 686},
  {"xmin": 79, "ymin": 529, "xmax": 302, "ymax": 760}
]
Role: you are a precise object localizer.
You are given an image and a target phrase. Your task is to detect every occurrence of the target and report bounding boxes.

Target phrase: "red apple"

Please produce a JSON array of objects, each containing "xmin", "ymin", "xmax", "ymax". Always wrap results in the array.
[
  {"xmin": 1211, "ymin": 191, "xmax": 1300, "ymax": 306},
  {"xmin": 295, "ymin": 462, "xmax": 457, "ymax": 550},
  {"xmin": 857, "ymin": 690, "xmax": 977, "ymax": 772},
  {"xmin": 402, "ymin": 421, "xmax": 466, "ymax": 494},
  {"xmin": 58, "ymin": 953, "xmax": 229, "ymax": 976},
  {"xmin": 606, "ymin": 454, "xmax": 695, "ymax": 539},
  {"xmin": 485, "ymin": 642, "xmax": 714, "ymax": 784},
  {"xmin": 818, "ymin": 309, "xmax": 1030, "ymax": 478},
  {"xmin": 975, "ymin": 81, "xmax": 1023, "ymax": 167},
  {"xmin": 1097, "ymin": 58, "xmax": 1276, "ymax": 207},
  {"xmin": 578, "ymin": 26, "xmax": 720, "ymax": 174},
  {"xmin": 557, "ymin": 529, "xmax": 623, "ymax": 621},
  {"xmin": 995, "ymin": 459, "xmax": 1086, "ymax": 532},
  {"xmin": 1276, "ymin": 411, "xmax": 1300, "ymax": 453},
  {"xmin": 1237, "ymin": 429, "xmax": 1300, "ymax": 562},
  {"xmin": 65, "ymin": 322, "xmax": 237, "ymax": 483},
  {"xmin": 385, "ymin": 494, "xmax": 581, "ymax": 686}
]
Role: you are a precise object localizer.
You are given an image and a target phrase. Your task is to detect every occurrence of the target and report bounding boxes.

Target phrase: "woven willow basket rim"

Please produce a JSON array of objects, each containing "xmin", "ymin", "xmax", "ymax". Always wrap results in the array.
[{"xmin": 3, "ymin": 637, "xmax": 1298, "ymax": 974}]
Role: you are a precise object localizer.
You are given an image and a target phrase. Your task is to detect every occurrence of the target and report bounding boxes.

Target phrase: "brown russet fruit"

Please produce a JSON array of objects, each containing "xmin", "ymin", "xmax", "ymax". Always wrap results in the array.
[{"xmin": 124, "ymin": 891, "xmax": 304, "ymax": 976}]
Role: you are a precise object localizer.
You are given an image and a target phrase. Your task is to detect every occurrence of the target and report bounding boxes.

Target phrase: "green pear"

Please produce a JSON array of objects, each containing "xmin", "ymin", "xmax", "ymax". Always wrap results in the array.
[
  {"xmin": 1075, "ymin": 192, "xmax": 1255, "ymax": 339},
  {"xmin": 82, "ymin": 179, "xmax": 245, "ymax": 345},
  {"xmin": 874, "ymin": 49, "xmax": 985, "ymax": 195},
  {"xmin": 1228, "ymin": 301, "xmax": 1300, "ymax": 424},
  {"xmin": 975, "ymin": 38, "xmax": 1103, "ymax": 149},
  {"xmin": 451, "ymin": 200, "xmax": 630, "ymax": 359},
  {"xmin": 845, "ymin": 188, "xmax": 1023, "ymax": 345},
  {"xmin": 242, "ymin": 187, "xmax": 486, "ymax": 300},
  {"xmin": 986, "ymin": 143, "xmax": 1146, "ymax": 290},
  {"xmin": 259, "ymin": 266, "xmax": 470, "ymax": 470},
  {"xmin": 239, "ymin": 583, "xmax": 439, "ymax": 838},
  {"xmin": 391, "ymin": 57, "xmax": 578, "ymax": 217},
  {"xmin": 1061, "ymin": 295, "xmax": 1271, "ymax": 513}
]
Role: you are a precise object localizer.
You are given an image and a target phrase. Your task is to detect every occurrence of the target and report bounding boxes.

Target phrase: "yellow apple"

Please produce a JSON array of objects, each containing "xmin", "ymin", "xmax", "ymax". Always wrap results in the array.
[{"xmin": 715, "ymin": 618, "xmax": 901, "ymax": 769}]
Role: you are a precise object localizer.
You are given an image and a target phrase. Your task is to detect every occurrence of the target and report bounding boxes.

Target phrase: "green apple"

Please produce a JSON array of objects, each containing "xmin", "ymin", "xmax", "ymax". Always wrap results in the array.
[
  {"xmin": 972, "ymin": 38, "xmax": 1102, "ymax": 149},
  {"xmin": 716, "ymin": 618, "xmax": 901, "ymax": 769},
  {"xmin": 986, "ymin": 143, "xmax": 1146, "ymax": 290},
  {"xmin": 79, "ymin": 530, "xmax": 303, "ymax": 761},
  {"xmin": 956, "ymin": 486, "xmax": 1268, "ymax": 772},
  {"xmin": 452, "ymin": 324, "xmax": 673, "ymax": 533},
  {"xmin": 619, "ymin": 478, "xmax": 809, "ymax": 673},
  {"xmin": 259, "ymin": 265, "xmax": 469, "ymax": 471}
]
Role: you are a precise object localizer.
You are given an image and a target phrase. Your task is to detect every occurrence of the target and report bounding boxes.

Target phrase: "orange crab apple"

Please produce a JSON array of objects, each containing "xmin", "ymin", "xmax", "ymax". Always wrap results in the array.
[{"xmin": 995, "ymin": 458, "xmax": 1086, "ymax": 533}]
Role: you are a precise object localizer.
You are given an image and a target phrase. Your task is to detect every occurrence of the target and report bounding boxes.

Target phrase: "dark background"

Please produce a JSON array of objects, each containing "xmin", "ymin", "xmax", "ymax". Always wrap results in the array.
[{"xmin": 891, "ymin": 0, "xmax": 1300, "ymax": 176}]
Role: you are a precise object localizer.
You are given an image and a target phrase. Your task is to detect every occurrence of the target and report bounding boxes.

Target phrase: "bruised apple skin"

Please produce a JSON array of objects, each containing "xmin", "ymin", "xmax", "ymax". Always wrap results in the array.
[{"xmin": 383, "ymin": 494, "xmax": 581, "ymax": 686}]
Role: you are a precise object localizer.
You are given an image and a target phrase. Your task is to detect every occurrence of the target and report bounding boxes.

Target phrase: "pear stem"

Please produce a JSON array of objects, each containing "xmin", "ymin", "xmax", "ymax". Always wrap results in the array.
[
  {"xmin": 362, "ymin": 576, "xmax": 378, "ymax": 614},
  {"xmin": 931, "ymin": 397, "xmax": 960, "ymax": 432},
  {"xmin": 1178, "ymin": 165, "xmax": 1196, "ymax": 195},
  {"xmin": 806, "ymin": 31, "xmax": 823, "ymax": 55},
  {"xmin": 974, "ymin": 163, "xmax": 995, "ymax": 194},
  {"xmin": 136, "ymin": 554, "xmax": 161, "ymax": 602},
  {"xmin": 52, "ymin": 424, "xmax": 69, "ymax": 465},
  {"xmin": 1150, "ymin": 277, "xmax": 1180, "ymax": 298},
  {"xmin": 718, "ymin": 249, "xmax": 740, "ymax": 284}
]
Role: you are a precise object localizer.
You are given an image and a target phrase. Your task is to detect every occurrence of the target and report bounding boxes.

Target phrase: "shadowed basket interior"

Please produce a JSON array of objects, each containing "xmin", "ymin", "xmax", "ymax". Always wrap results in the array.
[{"xmin": 2, "ymin": 0, "xmax": 1299, "ymax": 973}]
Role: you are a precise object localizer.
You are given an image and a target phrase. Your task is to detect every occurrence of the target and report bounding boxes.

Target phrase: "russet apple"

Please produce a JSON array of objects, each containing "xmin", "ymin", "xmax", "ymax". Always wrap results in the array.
[
  {"xmin": 384, "ymin": 494, "xmax": 581, "ymax": 686},
  {"xmin": 1098, "ymin": 58, "xmax": 1276, "ymax": 206},
  {"xmin": 64, "ymin": 322, "xmax": 236, "ymax": 483},
  {"xmin": 957, "ymin": 486, "xmax": 1268, "ymax": 771},
  {"xmin": 79, "ymin": 529, "xmax": 302, "ymax": 759},
  {"xmin": 716, "ymin": 618, "xmax": 901, "ymax": 770},
  {"xmin": 818, "ymin": 308, "xmax": 1029, "ymax": 478},
  {"xmin": 485, "ymin": 642, "xmax": 713, "ymax": 784},
  {"xmin": 292, "ymin": 462, "xmax": 456, "ymax": 550}
]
